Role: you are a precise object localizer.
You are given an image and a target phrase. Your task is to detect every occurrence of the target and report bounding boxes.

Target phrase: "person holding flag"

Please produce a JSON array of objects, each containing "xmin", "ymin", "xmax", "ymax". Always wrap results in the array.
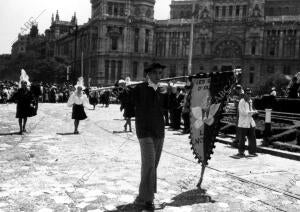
[{"xmin": 132, "ymin": 63, "xmax": 166, "ymax": 210}]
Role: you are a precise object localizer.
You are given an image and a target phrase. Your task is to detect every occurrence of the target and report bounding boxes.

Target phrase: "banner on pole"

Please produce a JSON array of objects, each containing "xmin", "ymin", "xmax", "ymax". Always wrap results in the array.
[{"xmin": 189, "ymin": 71, "xmax": 235, "ymax": 165}]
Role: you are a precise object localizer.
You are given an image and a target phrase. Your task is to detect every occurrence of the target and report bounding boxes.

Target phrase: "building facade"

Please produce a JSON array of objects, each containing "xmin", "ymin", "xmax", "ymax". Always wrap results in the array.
[
  {"xmin": 0, "ymin": 54, "xmax": 11, "ymax": 77},
  {"xmin": 53, "ymin": 0, "xmax": 300, "ymax": 88}
]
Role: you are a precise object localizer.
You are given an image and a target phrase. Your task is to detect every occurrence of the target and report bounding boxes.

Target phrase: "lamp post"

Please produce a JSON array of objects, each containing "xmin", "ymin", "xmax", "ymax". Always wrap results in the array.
[
  {"xmin": 70, "ymin": 24, "xmax": 78, "ymax": 83},
  {"xmin": 66, "ymin": 65, "xmax": 71, "ymax": 82}
]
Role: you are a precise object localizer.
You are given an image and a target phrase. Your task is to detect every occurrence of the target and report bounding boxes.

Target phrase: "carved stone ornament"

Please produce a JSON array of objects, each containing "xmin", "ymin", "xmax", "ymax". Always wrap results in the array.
[
  {"xmin": 215, "ymin": 40, "xmax": 242, "ymax": 58},
  {"xmin": 107, "ymin": 26, "xmax": 122, "ymax": 38}
]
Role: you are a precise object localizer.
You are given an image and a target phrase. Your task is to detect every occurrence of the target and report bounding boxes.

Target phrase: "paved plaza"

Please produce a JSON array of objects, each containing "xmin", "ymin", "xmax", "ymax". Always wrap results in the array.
[{"xmin": 0, "ymin": 103, "xmax": 300, "ymax": 212}]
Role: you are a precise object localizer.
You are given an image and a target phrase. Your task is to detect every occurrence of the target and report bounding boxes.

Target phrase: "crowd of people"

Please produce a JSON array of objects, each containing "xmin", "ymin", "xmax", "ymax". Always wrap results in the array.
[
  {"xmin": 0, "ymin": 80, "xmax": 112, "ymax": 106},
  {"xmin": 116, "ymin": 79, "xmax": 192, "ymax": 134},
  {"xmin": 1, "ymin": 65, "xmax": 299, "ymax": 210}
]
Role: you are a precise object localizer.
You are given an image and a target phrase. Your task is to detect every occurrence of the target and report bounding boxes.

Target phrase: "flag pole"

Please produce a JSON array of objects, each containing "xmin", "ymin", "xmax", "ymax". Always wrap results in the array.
[
  {"xmin": 188, "ymin": 2, "xmax": 195, "ymax": 75},
  {"xmin": 81, "ymin": 51, "xmax": 84, "ymax": 77},
  {"xmin": 197, "ymin": 163, "xmax": 206, "ymax": 189},
  {"xmin": 188, "ymin": 1, "xmax": 207, "ymax": 190}
]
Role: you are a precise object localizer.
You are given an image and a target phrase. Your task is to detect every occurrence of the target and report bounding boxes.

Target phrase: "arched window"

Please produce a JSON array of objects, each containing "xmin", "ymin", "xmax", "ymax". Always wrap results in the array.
[
  {"xmin": 111, "ymin": 60, "xmax": 116, "ymax": 81},
  {"xmin": 278, "ymin": 7, "xmax": 282, "ymax": 16},
  {"xmin": 285, "ymin": 7, "xmax": 289, "ymax": 14},
  {"xmin": 251, "ymin": 41, "xmax": 256, "ymax": 55},
  {"xmin": 222, "ymin": 6, "xmax": 226, "ymax": 17},
  {"xmin": 111, "ymin": 37, "xmax": 118, "ymax": 50},
  {"xmin": 113, "ymin": 5, "xmax": 118, "ymax": 16},
  {"xmin": 146, "ymin": 9, "xmax": 151, "ymax": 18},
  {"xmin": 180, "ymin": 11, "xmax": 184, "ymax": 18},
  {"xmin": 269, "ymin": 7, "xmax": 274, "ymax": 16},
  {"xmin": 135, "ymin": 7, "xmax": 140, "ymax": 16},
  {"xmin": 236, "ymin": 5, "xmax": 240, "ymax": 16},
  {"xmin": 201, "ymin": 41, "xmax": 206, "ymax": 55},
  {"xmin": 215, "ymin": 6, "xmax": 220, "ymax": 17},
  {"xmin": 229, "ymin": 6, "xmax": 233, "ymax": 16},
  {"xmin": 108, "ymin": 2, "xmax": 113, "ymax": 15}
]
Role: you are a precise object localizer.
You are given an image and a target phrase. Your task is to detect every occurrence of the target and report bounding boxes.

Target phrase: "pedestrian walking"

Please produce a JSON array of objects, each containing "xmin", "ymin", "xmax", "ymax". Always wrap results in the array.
[
  {"xmin": 173, "ymin": 87, "xmax": 184, "ymax": 130},
  {"xmin": 232, "ymin": 84, "xmax": 244, "ymax": 148},
  {"xmin": 67, "ymin": 78, "xmax": 90, "ymax": 134},
  {"xmin": 13, "ymin": 70, "xmax": 36, "ymax": 134},
  {"xmin": 118, "ymin": 80, "xmax": 135, "ymax": 132},
  {"xmin": 131, "ymin": 62, "xmax": 166, "ymax": 210},
  {"xmin": 30, "ymin": 82, "xmax": 42, "ymax": 116},
  {"xmin": 89, "ymin": 91, "xmax": 98, "ymax": 110},
  {"xmin": 235, "ymin": 88, "xmax": 258, "ymax": 158},
  {"xmin": 182, "ymin": 85, "xmax": 191, "ymax": 134}
]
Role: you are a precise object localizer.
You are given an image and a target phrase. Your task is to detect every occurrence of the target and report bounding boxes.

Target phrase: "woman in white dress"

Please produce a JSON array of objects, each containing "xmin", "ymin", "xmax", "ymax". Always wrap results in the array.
[{"xmin": 67, "ymin": 85, "xmax": 89, "ymax": 134}]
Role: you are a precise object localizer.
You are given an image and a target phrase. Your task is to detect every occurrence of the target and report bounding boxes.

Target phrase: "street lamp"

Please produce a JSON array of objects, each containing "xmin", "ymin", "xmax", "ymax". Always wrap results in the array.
[
  {"xmin": 66, "ymin": 65, "xmax": 71, "ymax": 81},
  {"xmin": 188, "ymin": 2, "xmax": 197, "ymax": 75},
  {"xmin": 70, "ymin": 24, "xmax": 78, "ymax": 83}
]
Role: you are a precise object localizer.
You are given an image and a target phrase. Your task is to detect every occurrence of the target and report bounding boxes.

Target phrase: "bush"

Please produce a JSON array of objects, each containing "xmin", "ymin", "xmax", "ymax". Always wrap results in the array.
[{"xmin": 257, "ymin": 73, "xmax": 290, "ymax": 96}]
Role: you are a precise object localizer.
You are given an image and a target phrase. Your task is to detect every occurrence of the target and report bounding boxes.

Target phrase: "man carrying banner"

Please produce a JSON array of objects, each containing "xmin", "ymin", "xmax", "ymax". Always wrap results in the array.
[
  {"xmin": 132, "ymin": 63, "xmax": 166, "ymax": 210},
  {"xmin": 235, "ymin": 88, "xmax": 258, "ymax": 158}
]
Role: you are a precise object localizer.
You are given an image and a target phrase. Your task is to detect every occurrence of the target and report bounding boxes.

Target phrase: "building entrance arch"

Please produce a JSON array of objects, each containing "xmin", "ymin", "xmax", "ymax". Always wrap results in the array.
[{"xmin": 214, "ymin": 40, "xmax": 242, "ymax": 59}]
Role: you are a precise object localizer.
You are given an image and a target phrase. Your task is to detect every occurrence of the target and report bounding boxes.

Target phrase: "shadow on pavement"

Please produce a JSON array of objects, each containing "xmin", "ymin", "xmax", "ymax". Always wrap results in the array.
[
  {"xmin": 230, "ymin": 155, "xmax": 253, "ymax": 160},
  {"xmin": 113, "ymin": 131, "xmax": 128, "ymax": 134},
  {"xmin": 0, "ymin": 132, "xmax": 20, "ymax": 136},
  {"xmin": 165, "ymin": 189, "xmax": 214, "ymax": 207},
  {"xmin": 56, "ymin": 132, "xmax": 75, "ymax": 136},
  {"xmin": 104, "ymin": 203, "xmax": 152, "ymax": 212}
]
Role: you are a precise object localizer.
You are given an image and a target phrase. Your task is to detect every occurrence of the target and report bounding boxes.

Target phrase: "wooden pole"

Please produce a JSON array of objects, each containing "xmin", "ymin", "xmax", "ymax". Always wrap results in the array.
[
  {"xmin": 197, "ymin": 163, "xmax": 206, "ymax": 189},
  {"xmin": 188, "ymin": 2, "xmax": 195, "ymax": 75},
  {"xmin": 81, "ymin": 51, "xmax": 84, "ymax": 77}
]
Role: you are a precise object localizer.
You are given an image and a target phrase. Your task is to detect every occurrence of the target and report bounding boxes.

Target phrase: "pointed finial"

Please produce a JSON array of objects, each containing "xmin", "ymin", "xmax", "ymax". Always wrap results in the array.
[
  {"xmin": 56, "ymin": 10, "xmax": 60, "ymax": 21},
  {"xmin": 73, "ymin": 12, "xmax": 77, "ymax": 24}
]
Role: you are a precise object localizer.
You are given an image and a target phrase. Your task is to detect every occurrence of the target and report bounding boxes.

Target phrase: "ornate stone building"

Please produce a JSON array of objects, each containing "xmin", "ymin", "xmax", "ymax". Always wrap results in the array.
[
  {"xmin": 54, "ymin": 0, "xmax": 300, "ymax": 88},
  {"xmin": 55, "ymin": 0, "xmax": 155, "ymax": 86}
]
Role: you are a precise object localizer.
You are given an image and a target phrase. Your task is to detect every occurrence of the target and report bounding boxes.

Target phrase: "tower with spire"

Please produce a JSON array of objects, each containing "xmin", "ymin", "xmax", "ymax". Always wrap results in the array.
[
  {"xmin": 71, "ymin": 12, "xmax": 77, "ymax": 25},
  {"xmin": 55, "ymin": 10, "xmax": 60, "ymax": 21},
  {"xmin": 50, "ymin": 10, "xmax": 77, "ymax": 39}
]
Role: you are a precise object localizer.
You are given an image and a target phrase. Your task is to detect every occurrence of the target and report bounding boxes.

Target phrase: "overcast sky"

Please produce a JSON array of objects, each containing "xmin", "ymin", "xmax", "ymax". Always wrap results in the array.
[{"xmin": 0, "ymin": 0, "xmax": 171, "ymax": 54}]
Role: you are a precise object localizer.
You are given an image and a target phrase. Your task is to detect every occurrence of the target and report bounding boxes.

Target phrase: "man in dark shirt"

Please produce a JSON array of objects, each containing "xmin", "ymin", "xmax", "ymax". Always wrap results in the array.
[{"xmin": 132, "ymin": 63, "xmax": 166, "ymax": 210}]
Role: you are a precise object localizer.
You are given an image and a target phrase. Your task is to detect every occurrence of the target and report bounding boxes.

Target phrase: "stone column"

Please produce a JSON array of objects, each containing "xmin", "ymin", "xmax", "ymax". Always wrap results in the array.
[
  {"xmin": 140, "ymin": 28, "xmax": 145, "ymax": 53},
  {"xmin": 279, "ymin": 30, "xmax": 283, "ymax": 57},
  {"xmin": 233, "ymin": 5, "xmax": 236, "ymax": 18},
  {"xmin": 108, "ymin": 60, "xmax": 111, "ymax": 84},
  {"xmin": 149, "ymin": 29, "xmax": 154, "ymax": 55},
  {"xmin": 138, "ymin": 62, "xmax": 144, "ymax": 80},
  {"xmin": 99, "ymin": 25, "xmax": 107, "ymax": 52},
  {"xmin": 122, "ymin": 58, "xmax": 132, "ymax": 78},
  {"xmin": 126, "ymin": 27, "xmax": 132, "ymax": 53},
  {"xmin": 165, "ymin": 32, "xmax": 170, "ymax": 57},
  {"xmin": 259, "ymin": 37, "xmax": 263, "ymax": 56},
  {"xmin": 179, "ymin": 32, "xmax": 183, "ymax": 57},
  {"xmin": 226, "ymin": 6, "xmax": 229, "ymax": 20},
  {"xmin": 97, "ymin": 57, "xmax": 104, "ymax": 84}
]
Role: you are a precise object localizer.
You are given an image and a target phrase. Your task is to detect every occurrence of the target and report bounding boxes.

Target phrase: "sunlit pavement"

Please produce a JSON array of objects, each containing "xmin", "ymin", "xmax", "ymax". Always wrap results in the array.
[{"xmin": 0, "ymin": 103, "xmax": 300, "ymax": 212}]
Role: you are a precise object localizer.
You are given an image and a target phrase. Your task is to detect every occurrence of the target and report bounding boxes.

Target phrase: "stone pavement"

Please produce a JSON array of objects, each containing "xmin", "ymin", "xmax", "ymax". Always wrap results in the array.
[{"xmin": 0, "ymin": 103, "xmax": 300, "ymax": 212}]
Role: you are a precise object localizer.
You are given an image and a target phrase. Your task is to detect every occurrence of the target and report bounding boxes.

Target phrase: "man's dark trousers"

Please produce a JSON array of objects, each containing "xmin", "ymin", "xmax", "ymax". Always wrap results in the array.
[
  {"xmin": 138, "ymin": 137, "xmax": 164, "ymax": 202},
  {"xmin": 238, "ymin": 127, "xmax": 257, "ymax": 154}
]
